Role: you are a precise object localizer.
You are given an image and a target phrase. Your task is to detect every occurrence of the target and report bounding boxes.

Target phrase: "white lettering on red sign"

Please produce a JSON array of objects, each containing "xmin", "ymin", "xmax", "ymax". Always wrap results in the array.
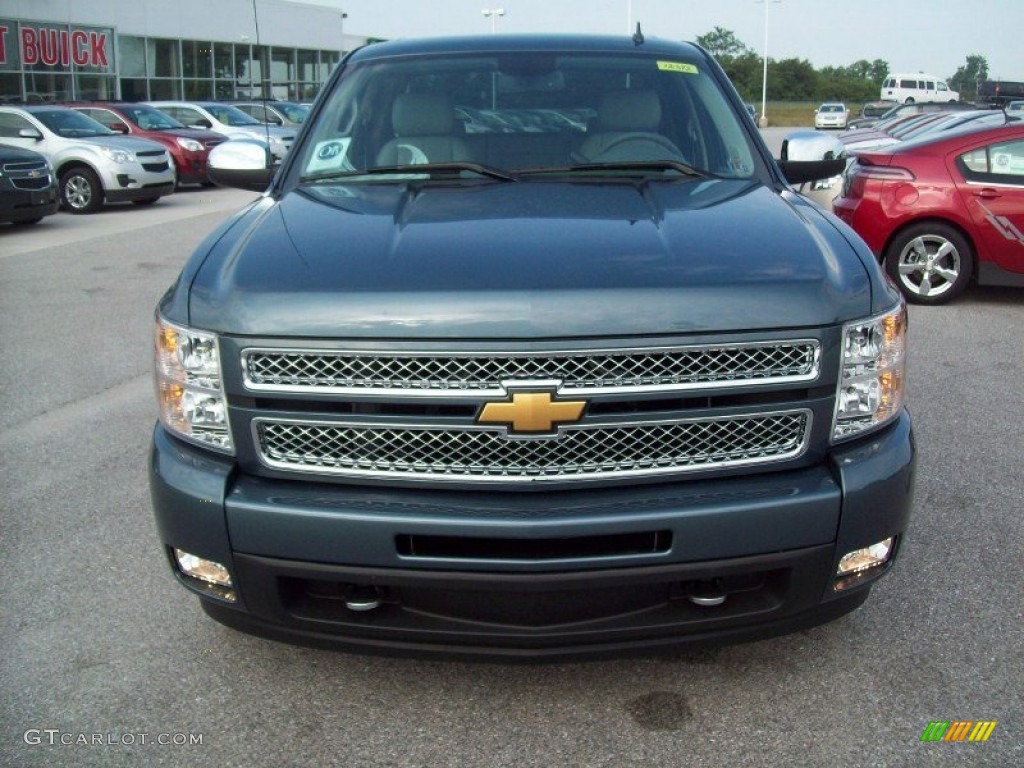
[{"xmin": 19, "ymin": 26, "xmax": 109, "ymax": 68}]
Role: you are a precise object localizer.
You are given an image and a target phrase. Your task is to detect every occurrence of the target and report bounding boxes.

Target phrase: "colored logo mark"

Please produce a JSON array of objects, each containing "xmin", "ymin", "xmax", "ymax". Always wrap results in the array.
[{"xmin": 920, "ymin": 721, "xmax": 997, "ymax": 742}]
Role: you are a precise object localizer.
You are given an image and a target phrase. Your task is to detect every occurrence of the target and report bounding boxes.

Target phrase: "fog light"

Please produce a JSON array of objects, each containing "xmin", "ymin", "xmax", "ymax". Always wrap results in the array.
[
  {"xmin": 173, "ymin": 548, "xmax": 236, "ymax": 602},
  {"xmin": 833, "ymin": 537, "xmax": 895, "ymax": 591}
]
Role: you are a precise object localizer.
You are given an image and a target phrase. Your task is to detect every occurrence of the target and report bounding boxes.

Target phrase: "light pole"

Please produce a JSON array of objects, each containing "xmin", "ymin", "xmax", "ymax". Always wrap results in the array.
[
  {"xmin": 340, "ymin": 11, "xmax": 348, "ymax": 54},
  {"xmin": 756, "ymin": 0, "xmax": 781, "ymax": 127},
  {"xmin": 482, "ymin": 8, "xmax": 505, "ymax": 33}
]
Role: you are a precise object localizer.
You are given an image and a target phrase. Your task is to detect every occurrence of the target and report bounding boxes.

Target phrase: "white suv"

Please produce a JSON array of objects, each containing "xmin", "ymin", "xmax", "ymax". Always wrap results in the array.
[
  {"xmin": 147, "ymin": 101, "xmax": 295, "ymax": 161},
  {"xmin": 0, "ymin": 105, "xmax": 176, "ymax": 213}
]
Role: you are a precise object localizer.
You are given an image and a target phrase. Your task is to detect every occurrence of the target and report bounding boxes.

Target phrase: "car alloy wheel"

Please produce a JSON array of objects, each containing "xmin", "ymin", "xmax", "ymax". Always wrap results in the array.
[
  {"xmin": 885, "ymin": 223, "xmax": 973, "ymax": 305},
  {"xmin": 60, "ymin": 167, "xmax": 104, "ymax": 214}
]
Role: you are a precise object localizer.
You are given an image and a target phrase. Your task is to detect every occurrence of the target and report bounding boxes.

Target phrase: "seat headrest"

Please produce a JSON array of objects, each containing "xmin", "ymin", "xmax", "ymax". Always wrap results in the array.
[
  {"xmin": 596, "ymin": 90, "xmax": 662, "ymax": 132},
  {"xmin": 392, "ymin": 93, "xmax": 457, "ymax": 136}
]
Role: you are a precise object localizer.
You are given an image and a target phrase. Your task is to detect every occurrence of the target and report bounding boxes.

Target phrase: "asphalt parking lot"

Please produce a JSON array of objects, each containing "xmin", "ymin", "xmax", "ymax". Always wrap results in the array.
[{"xmin": 1, "ymin": 141, "xmax": 1021, "ymax": 766}]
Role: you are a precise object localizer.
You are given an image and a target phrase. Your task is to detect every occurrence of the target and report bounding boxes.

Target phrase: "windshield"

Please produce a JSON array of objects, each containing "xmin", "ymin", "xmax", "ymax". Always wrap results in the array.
[
  {"xmin": 121, "ymin": 106, "xmax": 186, "ymax": 130},
  {"xmin": 35, "ymin": 108, "xmax": 115, "ymax": 137},
  {"xmin": 298, "ymin": 51, "xmax": 757, "ymax": 181},
  {"xmin": 203, "ymin": 104, "xmax": 264, "ymax": 127}
]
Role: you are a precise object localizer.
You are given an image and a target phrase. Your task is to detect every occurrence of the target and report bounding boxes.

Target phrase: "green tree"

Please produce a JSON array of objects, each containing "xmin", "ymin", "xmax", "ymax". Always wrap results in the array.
[
  {"xmin": 949, "ymin": 54, "xmax": 988, "ymax": 99},
  {"xmin": 695, "ymin": 26, "xmax": 751, "ymax": 58},
  {"xmin": 771, "ymin": 58, "xmax": 817, "ymax": 100}
]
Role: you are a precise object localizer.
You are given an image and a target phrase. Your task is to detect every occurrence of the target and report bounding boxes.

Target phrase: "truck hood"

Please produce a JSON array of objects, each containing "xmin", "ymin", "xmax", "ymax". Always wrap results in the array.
[{"xmin": 189, "ymin": 178, "xmax": 873, "ymax": 338}]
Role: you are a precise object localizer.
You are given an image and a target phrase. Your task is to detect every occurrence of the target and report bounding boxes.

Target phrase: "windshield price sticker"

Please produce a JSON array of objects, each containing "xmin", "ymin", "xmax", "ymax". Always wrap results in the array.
[{"xmin": 657, "ymin": 61, "xmax": 698, "ymax": 74}]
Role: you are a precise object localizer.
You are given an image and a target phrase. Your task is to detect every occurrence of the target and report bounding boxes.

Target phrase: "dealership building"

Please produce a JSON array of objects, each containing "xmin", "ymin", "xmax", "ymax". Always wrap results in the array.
[{"xmin": 0, "ymin": 0, "xmax": 369, "ymax": 104}]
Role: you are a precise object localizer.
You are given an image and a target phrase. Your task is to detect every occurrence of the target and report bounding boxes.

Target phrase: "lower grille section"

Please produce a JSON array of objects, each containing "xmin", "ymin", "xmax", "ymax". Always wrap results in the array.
[{"xmin": 254, "ymin": 410, "xmax": 810, "ymax": 484}]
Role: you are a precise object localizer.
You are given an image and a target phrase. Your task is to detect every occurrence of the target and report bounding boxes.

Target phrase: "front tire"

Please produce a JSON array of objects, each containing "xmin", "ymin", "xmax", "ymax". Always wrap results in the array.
[
  {"xmin": 884, "ymin": 222, "xmax": 974, "ymax": 305},
  {"xmin": 60, "ymin": 167, "xmax": 103, "ymax": 214}
]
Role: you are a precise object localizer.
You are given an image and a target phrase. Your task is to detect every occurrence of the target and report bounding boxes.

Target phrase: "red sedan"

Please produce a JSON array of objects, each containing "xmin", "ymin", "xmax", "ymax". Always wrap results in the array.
[{"xmin": 833, "ymin": 123, "xmax": 1024, "ymax": 304}]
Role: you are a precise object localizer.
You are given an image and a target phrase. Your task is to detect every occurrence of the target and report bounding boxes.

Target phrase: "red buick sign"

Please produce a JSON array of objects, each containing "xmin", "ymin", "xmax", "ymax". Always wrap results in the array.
[{"xmin": 0, "ymin": 23, "xmax": 111, "ymax": 68}]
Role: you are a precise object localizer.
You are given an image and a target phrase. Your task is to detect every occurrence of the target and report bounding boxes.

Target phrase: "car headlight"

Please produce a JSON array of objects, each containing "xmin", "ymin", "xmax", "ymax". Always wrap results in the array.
[
  {"xmin": 176, "ymin": 137, "xmax": 204, "ymax": 152},
  {"xmin": 100, "ymin": 146, "xmax": 133, "ymax": 164},
  {"xmin": 832, "ymin": 300, "xmax": 907, "ymax": 441},
  {"xmin": 154, "ymin": 316, "xmax": 234, "ymax": 453}
]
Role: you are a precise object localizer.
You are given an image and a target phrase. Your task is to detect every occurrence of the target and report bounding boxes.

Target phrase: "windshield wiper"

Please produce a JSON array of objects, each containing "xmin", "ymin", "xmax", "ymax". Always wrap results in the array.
[
  {"xmin": 522, "ymin": 160, "xmax": 711, "ymax": 178},
  {"xmin": 301, "ymin": 162, "xmax": 519, "ymax": 184}
]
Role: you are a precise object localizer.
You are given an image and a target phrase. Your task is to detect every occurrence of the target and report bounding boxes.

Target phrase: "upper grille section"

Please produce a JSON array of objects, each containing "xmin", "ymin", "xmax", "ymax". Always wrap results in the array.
[{"xmin": 242, "ymin": 341, "xmax": 820, "ymax": 397}]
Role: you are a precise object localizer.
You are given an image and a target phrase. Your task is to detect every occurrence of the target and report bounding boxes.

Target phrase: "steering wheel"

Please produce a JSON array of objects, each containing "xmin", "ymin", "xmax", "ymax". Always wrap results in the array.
[{"xmin": 588, "ymin": 133, "xmax": 686, "ymax": 162}]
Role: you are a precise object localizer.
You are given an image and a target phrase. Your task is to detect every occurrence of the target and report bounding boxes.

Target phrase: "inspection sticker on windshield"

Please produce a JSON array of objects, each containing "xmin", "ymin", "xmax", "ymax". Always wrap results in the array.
[{"xmin": 657, "ymin": 61, "xmax": 698, "ymax": 74}]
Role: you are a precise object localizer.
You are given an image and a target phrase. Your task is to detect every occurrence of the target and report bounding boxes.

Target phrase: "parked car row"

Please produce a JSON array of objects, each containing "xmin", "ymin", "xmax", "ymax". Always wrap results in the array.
[{"xmin": 0, "ymin": 99, "xmax": 302, "ymax": 219}]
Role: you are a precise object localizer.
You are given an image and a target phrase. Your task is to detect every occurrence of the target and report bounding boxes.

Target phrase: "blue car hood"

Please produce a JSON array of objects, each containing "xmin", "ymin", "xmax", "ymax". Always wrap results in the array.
[{"xmin": 189, "ymin": 178, "xmax": 872, "ymax": 338}]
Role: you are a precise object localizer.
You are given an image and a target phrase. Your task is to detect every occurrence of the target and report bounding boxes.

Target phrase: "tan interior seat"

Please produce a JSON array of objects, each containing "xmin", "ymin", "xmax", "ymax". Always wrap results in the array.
[
  {"xmin": 579, "ymin": 90, "xmax": 682, "ymax": 162},
  {"xmin": 376, "ymin": 93, "xmax": 471, "ymax": 166}
]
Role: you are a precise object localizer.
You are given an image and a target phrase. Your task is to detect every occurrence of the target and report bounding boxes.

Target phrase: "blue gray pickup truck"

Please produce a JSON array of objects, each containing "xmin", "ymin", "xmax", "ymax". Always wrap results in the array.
[{"xmin": 150, "ymin": 33, "xmax": 915, "ymax": 659}]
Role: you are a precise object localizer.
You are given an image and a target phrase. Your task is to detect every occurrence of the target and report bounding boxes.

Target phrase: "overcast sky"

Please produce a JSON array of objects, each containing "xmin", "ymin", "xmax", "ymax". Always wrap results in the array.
[{"xmin": 290, "ymin": 0, "xmax": 1021, "ymax": 83}]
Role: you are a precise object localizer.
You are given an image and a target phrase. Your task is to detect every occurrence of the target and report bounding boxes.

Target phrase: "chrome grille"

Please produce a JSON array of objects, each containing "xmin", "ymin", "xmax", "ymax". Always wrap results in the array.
[
  {"xmin": 2, "ymin": 160, "xmax": 51, "ymax": 190},
  {"xmin": 243, "ymin": 341, "xmax": 819, "ymax": 396},
  {"xmin": 254, "ymin": 411, "xmax": 810, "ymax": 484}
]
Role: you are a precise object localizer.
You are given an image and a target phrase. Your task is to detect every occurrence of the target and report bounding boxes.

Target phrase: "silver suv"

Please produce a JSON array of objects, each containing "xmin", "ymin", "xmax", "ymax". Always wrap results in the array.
[
  {"xmin": 0, "ymin": 105, "xmax": 176, "ymax": 214},
  {"xmin": 147, "ymin": 101, "xmax": 295, "ymax": 161}
]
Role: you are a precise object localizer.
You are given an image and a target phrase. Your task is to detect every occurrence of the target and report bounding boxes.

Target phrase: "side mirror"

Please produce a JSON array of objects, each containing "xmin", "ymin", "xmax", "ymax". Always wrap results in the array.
[
  {"xmin": 207, "ymin": 138, "xmax": 275, "ymax": 191},
  {"xmin": 109, "ymin": 122, "xmax": 129, "ymax": 134},
  {"xmin": 776, "ymin": 130, "xmax": 848, "ymax": 185},
  {"xmin": 192, "ymin": 118, "xmax": 213, "ymax": 129},
  {"xmin": 18, "ymin": 127, "xmax": 43, "ymax": 140},
  {"xmin": 268, "ymin": 115, "xmax": 283, "ymax": 125}
]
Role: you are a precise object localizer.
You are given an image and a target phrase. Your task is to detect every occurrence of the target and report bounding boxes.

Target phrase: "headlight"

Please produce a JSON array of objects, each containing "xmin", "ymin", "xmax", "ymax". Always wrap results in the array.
[
  {"xmin": 176, "ymin": 137, "xmax": 204, "ymax": 152},
  {"xmin": 154, "ymin": 316, "xmax": 234, "ymax": 453},
  {"xmin": 100, "ymin": 146, "xmax": 133, "ymax": 164},
  {"xmin": 832, "ymin": 300, "xmax": 907, "ymax": 441}
]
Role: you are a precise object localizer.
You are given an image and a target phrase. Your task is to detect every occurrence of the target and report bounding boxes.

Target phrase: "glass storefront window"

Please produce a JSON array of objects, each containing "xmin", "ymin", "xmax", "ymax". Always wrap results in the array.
[
  {"xmin": 182, "ymin": 40, "xmax": 212, "ymax": 79},
  {"xmin": 23, "ymin": 71, "xmax": 71, "ymax": 102},
  {"xmin": 297, "ymin": 50, "xmax": 317, "ymax": 83},
  {"xmin": 319, "ymin": 51, "xmax": 339, "ymax": 81},
  {"xmin": 271, "ymin": 47, "xmax": 294, "ymax": 82},
  {"xmin": 119, "ymin": 78, "xmax": 148, "ymax": 101},
  {"xmin": 214, "ymin": 42, "xmax": 234, "ymax": 80},
  {"xmin": 183, "ymin": 78, "xmax": 212, "ymax": 99},
  {"xmin": 0, "ymin": 73, "xmax": 21, "ymax": 99},
  {"xmin": 76, "ymin": 74, "xmax": 116, "ymax": 100},
  {"xmin": 119, "ymin": 36, "xmax": 146, "ymax": 77},
  {"xmin": 148, "ymin": 38, "xmax": 180, "ymax": 78},
  {"xmin": 148, "ymin": 79, "xmax": 180, "ymax": 100}
]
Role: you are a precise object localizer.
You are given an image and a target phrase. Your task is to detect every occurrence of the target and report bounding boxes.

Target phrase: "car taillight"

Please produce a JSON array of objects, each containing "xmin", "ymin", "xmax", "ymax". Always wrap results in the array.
[{"xmin": 841, "ymin": 160, "xmax": 914, "ymax": 199}]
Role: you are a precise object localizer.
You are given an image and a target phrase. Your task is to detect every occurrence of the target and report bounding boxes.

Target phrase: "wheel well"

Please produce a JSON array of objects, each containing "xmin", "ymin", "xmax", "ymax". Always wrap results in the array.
[
  {"xmin": 56, "ymin": 160, "xmax": 100, "ymax": 181},
  {"xmin": 881, "ymin": 216, "xmax": 978, "ymax": 283}
]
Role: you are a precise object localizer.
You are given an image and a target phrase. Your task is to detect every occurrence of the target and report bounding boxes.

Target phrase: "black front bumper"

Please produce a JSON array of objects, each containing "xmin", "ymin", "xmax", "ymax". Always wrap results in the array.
[{"xmin": 201, "ymin": 546, "xmax": 871, "ymax": 660}]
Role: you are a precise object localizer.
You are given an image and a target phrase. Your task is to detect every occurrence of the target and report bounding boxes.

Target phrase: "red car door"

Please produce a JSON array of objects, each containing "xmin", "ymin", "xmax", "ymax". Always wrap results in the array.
[{"xmin": 952, "ymin": 134, "xmax": 1024, "ymax": 279}]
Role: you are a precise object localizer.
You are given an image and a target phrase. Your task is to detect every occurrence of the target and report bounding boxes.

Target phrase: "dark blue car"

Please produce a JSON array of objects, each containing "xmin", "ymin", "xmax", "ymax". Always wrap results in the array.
[{"xmin": 150, "ymin": 33, "xmax": 914, "ymax": 659}]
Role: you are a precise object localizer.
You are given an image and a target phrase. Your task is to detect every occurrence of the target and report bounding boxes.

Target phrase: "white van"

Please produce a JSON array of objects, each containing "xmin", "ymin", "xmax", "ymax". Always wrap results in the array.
[{"xmin": 881, "ymin": 74, "xmax": 959, "ymax": 104}]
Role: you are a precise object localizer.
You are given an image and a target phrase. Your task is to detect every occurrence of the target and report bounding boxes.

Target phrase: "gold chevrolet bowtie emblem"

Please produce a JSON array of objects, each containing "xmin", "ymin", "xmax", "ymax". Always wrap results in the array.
[{"xmin": 478, "ymin": 391, "xmax": 586, "ymax": 434}]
